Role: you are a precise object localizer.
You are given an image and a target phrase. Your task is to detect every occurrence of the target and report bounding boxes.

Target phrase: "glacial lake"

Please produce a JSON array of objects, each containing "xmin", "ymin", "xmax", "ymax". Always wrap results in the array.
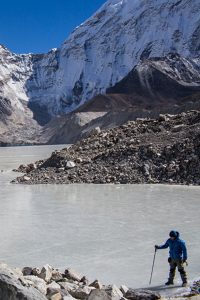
[{"xmin": 0, "ymin": 145, "xmax": 199, "ymax": 290}]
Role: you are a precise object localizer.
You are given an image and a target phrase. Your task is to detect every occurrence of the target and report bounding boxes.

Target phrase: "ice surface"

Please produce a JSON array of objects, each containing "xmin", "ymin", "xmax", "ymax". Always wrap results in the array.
[{"xmin": 0, "ymin": 145, "xmax": 199, "ymax": 290}]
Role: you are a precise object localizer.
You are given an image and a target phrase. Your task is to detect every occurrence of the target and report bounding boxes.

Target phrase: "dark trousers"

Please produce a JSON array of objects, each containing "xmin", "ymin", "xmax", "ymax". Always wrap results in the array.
[{"xmin": 168, "ymin": 259, "xmax": 187, "ymax": 283}]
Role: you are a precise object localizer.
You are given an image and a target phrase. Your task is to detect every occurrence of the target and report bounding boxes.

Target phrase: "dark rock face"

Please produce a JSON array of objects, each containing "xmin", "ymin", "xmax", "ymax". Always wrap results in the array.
[
  {"xmin": 13, "ymin": 110, "xmax": 200, "ymax": 186},
  {"xmin": 28, "ymin": 101, "xmax": 51, "ymax": 126},
  {"xmin": 107, "ymin": 54, "xmax": 200, "ymax": 102},
  {"xmin": 0, "ymin": 96, "xmax": 12, "ymax": 117}
]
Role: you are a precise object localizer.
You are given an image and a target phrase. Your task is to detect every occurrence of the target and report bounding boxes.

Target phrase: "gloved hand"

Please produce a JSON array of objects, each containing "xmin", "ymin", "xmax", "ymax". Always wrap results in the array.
[
  {"xmin": 183, "ymin": 259, "xmax": 188, "ymax": 266},
  {"xmin": 155, "ymin": 245, "xmax": 159, "ymax": 250},
  {"xmin": 180, "ymin": 259, "xmax": 188, "ymax": 265}
]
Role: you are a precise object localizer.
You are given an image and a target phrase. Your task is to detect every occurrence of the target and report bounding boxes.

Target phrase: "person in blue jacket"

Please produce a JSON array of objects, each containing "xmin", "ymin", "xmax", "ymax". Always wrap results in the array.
[{"xmin": 155, "ymin": 230, "xmax": 188, "ymax": 287}]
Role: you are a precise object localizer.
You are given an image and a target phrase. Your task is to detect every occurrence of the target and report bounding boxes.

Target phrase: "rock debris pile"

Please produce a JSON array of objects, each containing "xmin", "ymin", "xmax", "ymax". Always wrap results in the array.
[
  {"xmin": 0, "ymin": 263, "xmax": 161, "ymax": 300},
  {"xmin": 14, "ymin": 110, "xmax": 200, "ymax": 185}
]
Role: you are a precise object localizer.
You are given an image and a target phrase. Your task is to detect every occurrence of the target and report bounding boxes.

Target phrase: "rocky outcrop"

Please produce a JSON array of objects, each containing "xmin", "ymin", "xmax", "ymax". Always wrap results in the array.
[
  {"xmin": 13, "ymin": 110, "xmax": 200, "ymax": 185},
  {"xmin": 0, "ymin": 263, "xmax": 199, "ymax": 300},
  {"xmin": 0, "ymin": 264, "xmax": 163, "ymax": 300},
  {"xmin": 0, "ymin": 264, "xmax": 46, "ymax": 300}
]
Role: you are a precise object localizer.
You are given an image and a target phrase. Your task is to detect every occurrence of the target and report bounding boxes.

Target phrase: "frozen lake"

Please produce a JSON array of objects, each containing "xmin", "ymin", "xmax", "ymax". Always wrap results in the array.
[{"xmin": 0, "ymin": 145, "xmax": 199, "ymax": 289}]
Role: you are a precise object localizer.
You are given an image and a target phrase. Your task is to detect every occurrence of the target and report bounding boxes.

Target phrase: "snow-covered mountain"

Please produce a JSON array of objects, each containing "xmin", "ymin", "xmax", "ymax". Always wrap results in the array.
[
  {"xmin": 44, "ymin": 54, "xmax": 200, "ymax": 145},
  {"xmin": 0, "ymin": 0, "xmax": 200, "ymax": 145},
  {"xmin": 1, "ymin": 0, "xmax": 200, "ymax": 122},
  {"xmin": 0, "ymin": 45, "xmax": 31, "ymax": 111},
  {"xmin": 58, "ymin": 0, "xmax": 200, "ymax": 108}
]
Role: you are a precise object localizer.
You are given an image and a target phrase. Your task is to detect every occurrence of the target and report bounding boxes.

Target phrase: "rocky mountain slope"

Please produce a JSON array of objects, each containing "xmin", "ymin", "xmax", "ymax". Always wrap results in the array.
[
  {"xmin": 107, "ymin": 54, "xmax": 200, "ymax": 102},
  {"xmin": 14, "ymin": 110, "xmax": 200, "ymax": 185},
  {"xmin": 41, "ymin": 54, "xmax": 200, "ymax": 145},
  {"xmin": 1, "ymin": 0, "xmax": 200, "ymax": 145},
  {"xmin": 0, "ymin": 45, "xmax": 41, "ymax": 145}
]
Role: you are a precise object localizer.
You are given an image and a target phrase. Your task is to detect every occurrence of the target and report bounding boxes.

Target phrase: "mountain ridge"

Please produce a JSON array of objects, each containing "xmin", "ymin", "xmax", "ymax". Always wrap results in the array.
[
  {"xmin": 0, "ymin": 0, "xmax": 200, "ymax": 145},
  {"xmin": 1, "ymin": 0, "xmax": 200, "ymax": 117}
]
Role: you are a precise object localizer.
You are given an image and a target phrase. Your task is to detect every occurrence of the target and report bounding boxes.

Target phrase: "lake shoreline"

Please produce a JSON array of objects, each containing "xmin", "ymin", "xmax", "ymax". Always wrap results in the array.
[
  {"xmin": 12, "ymin": 110, "xmax": 200, "ymax": 186},
  {"xmin": 0, "ymin": 263, "xmax": 199, "ymax": 300}
]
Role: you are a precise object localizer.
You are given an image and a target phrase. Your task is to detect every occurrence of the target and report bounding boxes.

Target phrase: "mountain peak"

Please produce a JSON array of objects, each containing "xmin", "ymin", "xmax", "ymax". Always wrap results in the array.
[
  {"xmin": 1, "ymin": 0, "xmax": 200, "ymax": 120},
  {"xmin": 0, "ymin": 44, "xmax": 9, "ymax": 52}
]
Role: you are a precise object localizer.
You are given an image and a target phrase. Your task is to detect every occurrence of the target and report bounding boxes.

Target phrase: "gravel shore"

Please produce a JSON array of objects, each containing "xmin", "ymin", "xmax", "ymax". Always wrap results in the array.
[
  {"xmin": 0, "ymin": 263, "xmax": 199, "ymax": 300},
  {"xmin": 13, "ymin": 110, "xmax": 200, "ymax": 185}
]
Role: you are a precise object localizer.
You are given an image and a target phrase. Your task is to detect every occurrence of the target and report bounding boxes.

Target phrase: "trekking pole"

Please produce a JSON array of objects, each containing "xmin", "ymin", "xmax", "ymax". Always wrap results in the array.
[{"xmin": 149, "ymin": 248, "xmax": 157, "ymax": 285}]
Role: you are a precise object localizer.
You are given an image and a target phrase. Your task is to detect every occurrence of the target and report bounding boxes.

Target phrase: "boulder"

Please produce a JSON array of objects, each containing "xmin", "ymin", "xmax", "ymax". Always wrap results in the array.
[
  {"xmin": 66, "ymin": 161, "xmax": 76, "ymax": 169},
  {"xmin": 14, "ymin": 268, "xmax": 23, "ymax": 277},
  {"xmin": 125, "ymin": 288, "xmax": 161, "ymax": 300},
  {"xmin": 90, "ymin": 127, "xmax": 101, "ymax": 136},
  {"xmin": 104, "ymin": 285, "xmax": 123, "ymax": 300},
  {"xmin": 49, "ymin": 293, "xmax": 62, "ymax": 300},
  {"xmin": 22, "ymin": 267, "xmax": 33, "ymax": 276},
  {"xmin": 87, "ymin": 285, "xmax": 123, "ymax": 300},
  {"xmin": 76, "ymin": 158, "xmax": 83, "ymax": 163},
  {"xmin": 80, "ymin": 276, "xmax": 89, "ymax": 286},
  {"xmin": 51, "ymin": 270, "xmax": 63, "ymax": 282},
  {"xmin": 24, "ymin": 275, "xmax": 47, "ymax": 295},
  {"xmin": 69, "ymin": 286, "xmax": 94, "ymax": 299},
  {"xmin": 58, "ymin": 281, "xmax": 79, "ymax": 292},
  {"xmin": 87, "ymin": 289, "xmax": 110, "ymax": 300},
  {"xmin": 47, "ymin": 282, "xmax": 61, "ymax": 290},
  {"xmin": 47, "ymin": 287, "xmax": 62, "ymax": 300},
  {"xmin": 120, "ymin": 285, "xmax": 129, "ymax": 295},
  {"xmin": 23, "ymin": 176, "xmax": 31, "ymax": 182},
  {"xmin": 63, "ymin": 296, "xmax": 77, "ymax": 300},
  {"xmin": 32, "ymin": 267, "xmax": 41, "ymax": 276},
  {"xmin": 38, "ymin": 264, "xmax": 53, "ymax": 283},
  {"xmin": 0, "ymin": 264, "xmax": 47, "ymax": 300},
  {"xmin": 18, "ymin": 164, "xmax": 28, "ymax": 172},
  {"xmin": 23, "ymin": 163, "xmax": 37, "ymax": 173},
  {"xmin": 89, "ymin": 280, "xmax": 102, "ymax": 289},
  {"xmin": 64, "ymin": 269, "xmax": 82, "ymax": 282},
  {"xmin": 158, "ymin": 114, "xmax": 169, "ymax": 122}
]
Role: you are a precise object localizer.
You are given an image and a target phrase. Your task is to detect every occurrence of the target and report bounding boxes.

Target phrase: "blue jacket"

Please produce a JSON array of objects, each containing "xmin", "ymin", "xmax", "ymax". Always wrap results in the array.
[{"xmin": 158, "ymin": 237, "xmax": 187, "ymax": 261}]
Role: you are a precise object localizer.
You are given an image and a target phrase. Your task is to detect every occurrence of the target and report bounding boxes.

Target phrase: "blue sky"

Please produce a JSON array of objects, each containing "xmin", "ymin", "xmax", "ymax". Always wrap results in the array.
[{"xmin": 0, "ymin": 0, "xmax": 106, "ymax": 54}]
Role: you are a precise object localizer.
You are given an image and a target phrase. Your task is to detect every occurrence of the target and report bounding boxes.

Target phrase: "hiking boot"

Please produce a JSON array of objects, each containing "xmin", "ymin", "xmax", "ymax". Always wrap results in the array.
[
  {"xmin": 165, "ymin": 280, "xmax": 174, "ymax": 286},
  {"xmin": 182, "ymin": 282, "xmax": 188, "ymax": 287}
]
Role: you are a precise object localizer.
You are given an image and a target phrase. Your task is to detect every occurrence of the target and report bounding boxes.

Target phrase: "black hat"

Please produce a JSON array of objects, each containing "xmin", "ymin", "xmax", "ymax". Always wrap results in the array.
[{"xmin": 169, "ymin": 230, "xmax": 179, "ymax": 238}]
